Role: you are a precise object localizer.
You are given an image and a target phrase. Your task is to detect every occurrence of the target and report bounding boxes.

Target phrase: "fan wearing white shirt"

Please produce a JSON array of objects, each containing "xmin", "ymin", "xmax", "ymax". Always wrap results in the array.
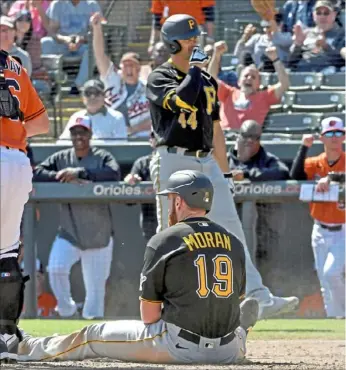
[
  {"xmin": 91, "ymin": 12, "xmax": 152, "ymax": 139},
  {"xmin": 59, "ymin": 79, "xmax": 127, "ymax": 141}
]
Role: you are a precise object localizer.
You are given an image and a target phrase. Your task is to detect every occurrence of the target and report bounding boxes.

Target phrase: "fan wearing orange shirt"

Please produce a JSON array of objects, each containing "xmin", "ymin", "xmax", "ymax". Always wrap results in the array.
[
  {"xmin": 148, "ymin": 0, "xmax": 215, "ymax": 55},
  {"xmin": 290, "ymin": 117, "xmax": 345, "ymax": 318},
  {"xmin": 0, "ymin": 15, "xmax": 49, "ymax": 364}
]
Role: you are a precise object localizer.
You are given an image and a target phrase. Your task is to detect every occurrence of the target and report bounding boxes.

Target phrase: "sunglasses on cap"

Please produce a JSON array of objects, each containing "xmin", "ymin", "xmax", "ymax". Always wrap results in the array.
[
  {"xmin": 84, "ymin": 89, "xmax": 103, "ymax": 97},
  {"xmin": 323, "ymin": 131, "xmax": 345, "ymax": 138}
]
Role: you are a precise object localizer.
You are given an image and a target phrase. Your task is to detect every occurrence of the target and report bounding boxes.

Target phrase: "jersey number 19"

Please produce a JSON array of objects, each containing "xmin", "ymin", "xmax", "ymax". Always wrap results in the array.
[{"xmin": 194, "ymin": 254, "xmax": 233, "ymax": 298}]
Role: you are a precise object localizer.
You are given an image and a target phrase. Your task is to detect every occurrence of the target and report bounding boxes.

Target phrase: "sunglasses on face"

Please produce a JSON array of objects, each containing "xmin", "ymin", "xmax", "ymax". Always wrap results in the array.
[
  {"xmin": 323, "ymin": 131, "xmax": 345, "ymax": 138},
  {"xmin": 316, "ymin": 10, "xmax": 331, "ymax": 16},
  {"xmin": 84, "ymin": 89, "xmax": 103, "ymax": 97},
  {"xmin": 240, "ymin": 133, "xmax": 261, "ymax": 140}
]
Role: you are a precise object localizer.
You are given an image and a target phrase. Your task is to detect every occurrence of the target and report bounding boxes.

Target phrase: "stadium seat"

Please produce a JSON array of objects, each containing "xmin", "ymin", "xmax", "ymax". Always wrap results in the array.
[
  {"xmin": 221, "ymin": 53, "xmax": 239, "ymax": 69},
  {"xmin": 260, "ymin": 73, "xmax": 273, "ymax": 90},
  {"xmin": 288, "ymin": 72, "xmax": 323, "ymax": 91},
  {"xmin": 321, "ymin": 112, "xmax": 345, "ymax": 122},
  {"xmin": 263, "ymin": 113, "xmax": 322, "ymax": 134},
  {"xmin": 320, "ymin": 73, "xmax": 346, "ymax": 91},
  {"xmin": 284, "ymin": 91, "xmax": 346, "ymax": 113}
]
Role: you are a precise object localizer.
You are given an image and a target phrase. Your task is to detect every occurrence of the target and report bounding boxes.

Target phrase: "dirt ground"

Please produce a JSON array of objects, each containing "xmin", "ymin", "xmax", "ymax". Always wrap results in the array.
[{"xmin": 5, "ymin": 340, "xmax": 345, "ymax": 370}]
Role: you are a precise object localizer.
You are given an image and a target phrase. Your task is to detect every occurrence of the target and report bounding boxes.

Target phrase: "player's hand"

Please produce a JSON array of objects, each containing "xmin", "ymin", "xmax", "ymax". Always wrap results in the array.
[
  {"xmin": 189, "ymin": 47, "xmax": 210, "ymax": 69},
  {"xmin": 293, "ymin": 24, "xmax": 306, "ymax": 46},
  {"xmin": 302, "ymin": 134, "xmax": 314, "ymax": 148},
  {"xmin": 265, "ymin": 46, "xmax": 278, "ymax": 61},
  {"xmin": 56, "ymin": 168, "xmax": 80, "ymax": 183},
  {"xmin": 316, "ymin": 176, "xmax": 330, "ymax": 193},
  {"xmin": 90, "ymin": 12, "xmax": 103, "ymax": 28},
  {"xmin": 242, "ymin": 24, "xmax": 257, "ymax": 42},
  {"xmin": 213, "ymin": 40, "xmax": 228, "ymax": 57},
  {"xmin": 124, "ymin": 173, "xmax": 142, "ymax": 185},
  {"xmin": 231, "ymin": 170, "xmax": 245, "ymax": 181}
]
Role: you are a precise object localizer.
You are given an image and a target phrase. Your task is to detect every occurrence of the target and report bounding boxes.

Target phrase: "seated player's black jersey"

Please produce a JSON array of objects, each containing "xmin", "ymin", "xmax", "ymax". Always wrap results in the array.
[
  {"xmin": 146, "ymin": 61, "xmax": 220, "ymax": 151},
  {"xmin": 139, "ymin": 217, "xmax": 246, "ymax": 338}
]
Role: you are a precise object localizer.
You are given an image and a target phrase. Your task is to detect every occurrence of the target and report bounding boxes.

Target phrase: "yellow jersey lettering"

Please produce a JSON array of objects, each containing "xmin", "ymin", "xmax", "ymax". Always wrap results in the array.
[
  {"xmin": 183, "ymin": 234, "xmax": 200, "ymax": 251},
  {"xmin": 194, "ymin": 233, "xmax": 207, "ymax": 248},
  {"xmin": 223, "ymin": 234, "xmax": 231, "ymax": 251},
  {"xmin": 214, "ymin": 232, "xmax": 224, "ymax": 249},
  {"xmin": 204, "ymin": 232, "xmax": 216, "ymax": 248},
  {"xmin": 204, "ymin": 86, "xmax": 216, "ymax": 115}
]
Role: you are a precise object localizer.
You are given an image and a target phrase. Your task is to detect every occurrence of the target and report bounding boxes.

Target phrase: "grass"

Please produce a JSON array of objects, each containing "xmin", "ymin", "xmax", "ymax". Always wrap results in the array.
[{"xmin": 19, "ymin": 319, "xmax": 345, "ymax": 341}]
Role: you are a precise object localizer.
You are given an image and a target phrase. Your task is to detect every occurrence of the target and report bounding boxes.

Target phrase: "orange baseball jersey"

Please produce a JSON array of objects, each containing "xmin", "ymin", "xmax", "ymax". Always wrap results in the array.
[
  {"xmin": 0, "ymin": 55, "xmax": 46, "ymax": 152},
  {"xmin": 151, "ymin": 0, "xmax": 215, "ymax": 24},
  {"xmin": 304, "ymin": 152, "xmax": 346, "ymax": 224}
]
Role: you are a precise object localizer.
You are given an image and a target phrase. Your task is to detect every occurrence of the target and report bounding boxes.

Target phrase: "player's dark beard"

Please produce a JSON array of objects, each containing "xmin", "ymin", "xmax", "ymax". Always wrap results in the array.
[{"xmin": 168, "ymin": 202, "xmax": 178, "ymax": 226}]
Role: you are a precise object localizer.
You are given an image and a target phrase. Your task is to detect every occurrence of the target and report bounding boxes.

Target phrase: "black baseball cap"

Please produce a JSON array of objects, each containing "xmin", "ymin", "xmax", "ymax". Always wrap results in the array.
[{"xmin": 82, "ymin": 79, "xmax": 104, "ymax": 94}]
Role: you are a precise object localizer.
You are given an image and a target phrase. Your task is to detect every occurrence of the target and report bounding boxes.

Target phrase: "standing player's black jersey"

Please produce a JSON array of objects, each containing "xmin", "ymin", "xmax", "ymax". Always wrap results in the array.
[
  {"xmin": 139, "ymin": 217, "xmax": 246, "ymax": 338},
  {"xmin": 146, "ymin": 61, "xmax": 220, "ymax": 151}
]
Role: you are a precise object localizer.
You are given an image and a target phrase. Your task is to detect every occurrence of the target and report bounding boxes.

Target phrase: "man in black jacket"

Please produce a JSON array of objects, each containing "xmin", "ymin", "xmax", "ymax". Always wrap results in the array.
[{"xmin": 229, "ymin": 120, "xmax": 289, "ymax": 276}]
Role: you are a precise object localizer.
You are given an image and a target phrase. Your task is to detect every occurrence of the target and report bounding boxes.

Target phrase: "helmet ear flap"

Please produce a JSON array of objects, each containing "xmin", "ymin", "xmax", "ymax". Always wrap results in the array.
[{"xmin": 170, "ymin": 40, "xmax": 182, "ymax": 54}]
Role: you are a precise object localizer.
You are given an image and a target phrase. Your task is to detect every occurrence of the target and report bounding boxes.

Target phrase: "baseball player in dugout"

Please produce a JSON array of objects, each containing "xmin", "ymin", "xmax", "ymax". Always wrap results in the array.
[
  {"xmin": 146, "ymin": 14, "xmax": 299, "ymax": 320},
  {"xmin": 17, "ymin": 170, "xmax": 259, "ymax": 364},
  {"xmin": 290, "ymin": 116, "xmax": 345, "ymax": 318},
  {"xmin": 0, "ymin": 26, "xmax": 49, "ymax": 363}
]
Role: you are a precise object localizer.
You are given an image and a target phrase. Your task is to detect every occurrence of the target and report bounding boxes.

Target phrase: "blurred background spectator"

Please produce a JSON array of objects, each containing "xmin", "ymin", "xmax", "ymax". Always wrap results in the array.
[
  {"xmin": 124, "ymin": 132, "xmax": 158, "ymax": 242},
  {"xmin": 59, "ymin": 79, "xmax": 127, "ymax": 141},
  {"xmin": 282, "ymin": 0, "xmax": 317, "ymax": 33},
  {"xmin": 229, "ymin": 120, "xmax": 289, "ymax": 278},
  {"xmin": 208, "ymin": 42, "xmax": 289, "ymax": 130},
  {"xmin": 288, "ymin": 0, "xmax": 345, "ymax": 73},
  {"xmin": 0, "ymin": 0, "xmax": 15, "ymax": 16},
  {"xmin": 91, "ymin": 12, "xmax": 151, "ymax": 139},
  {"xmin": 41, "ymin": 0, "xmax": 101, "ymax": 95},
  {"xmin": 234, "ymin": 13, "xmax": 292, "ymax": 71},
  {"xmin": 34, "ymin": 118, "xmax": 120, "ymax": 319},
  {"xmin": 148, "ymin": 0, "xmax": 215, "ymax": 55}
]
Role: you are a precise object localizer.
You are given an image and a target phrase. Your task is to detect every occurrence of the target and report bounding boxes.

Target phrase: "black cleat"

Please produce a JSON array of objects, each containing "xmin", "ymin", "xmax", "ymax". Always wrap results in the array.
[{"xmin": 240, "ymin": 298, "xmax": 259, "ymax": 335}]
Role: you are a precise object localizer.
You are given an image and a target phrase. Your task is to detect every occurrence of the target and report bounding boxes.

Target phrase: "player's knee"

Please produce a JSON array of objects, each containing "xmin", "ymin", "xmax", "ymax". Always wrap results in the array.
[
  {"xmin": 47, "ymin": 262, "xmax": 70, "ymax": 276},
  {"xmin": 323, "ymin": 265, "xmax": 344, "ymax": 286}
]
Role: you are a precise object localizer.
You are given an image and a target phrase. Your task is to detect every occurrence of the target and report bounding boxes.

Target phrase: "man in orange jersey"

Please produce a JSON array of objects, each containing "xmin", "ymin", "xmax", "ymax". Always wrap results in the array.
[
  {"xmin": 148, "ymin": 0, "xmax": 215, "ymax": 55},
  {"xmin": 0, "ymin": 15, "xmax": 49, "ymax": 365},
  {"xmin": 290, "ymin": 116, "xmax": 345, "ymax": 318}
]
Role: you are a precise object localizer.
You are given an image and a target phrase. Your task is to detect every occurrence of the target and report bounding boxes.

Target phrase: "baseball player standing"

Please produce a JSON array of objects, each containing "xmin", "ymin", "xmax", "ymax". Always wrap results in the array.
[
  {"xmin": 146, "ymin": 13, "xmax": 298, "ymax": 319},
  {"xmin": 0, "ymin": 23, "xmax": 49, "ymax": 363},
  {"xmin": 290, "ymin": 117, "xmax": 345, "ymax": 318},
  {"xmin": 18, "ymin": 170, "xmax": 259, "ymax": 364}
]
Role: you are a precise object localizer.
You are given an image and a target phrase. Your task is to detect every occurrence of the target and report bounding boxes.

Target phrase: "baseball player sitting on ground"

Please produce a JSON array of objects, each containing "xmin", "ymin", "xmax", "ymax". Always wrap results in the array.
[
  {"xmin": 18, "ymin": 170, "xmax": 259, "ymax": 364},
  {"xmin": 146, "ymin": 13, "xmax": 298, "ymax": 319},
  {"xmin": 290, "ymin": 117, "xmax": 345, "ymax": 318}
]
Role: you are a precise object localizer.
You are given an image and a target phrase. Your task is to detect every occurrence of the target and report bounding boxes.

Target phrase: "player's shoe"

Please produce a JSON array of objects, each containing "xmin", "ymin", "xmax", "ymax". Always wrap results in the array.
[
  {"xmin": 0, "ymin": 334, "xmax": 18, "ymax": 364},
  {"xmin": 239, "ymin": 297, "xmax": 259, "ymax": 335},
  {"xmin": 258, "ymin": 295, "xmax": 299, "ymax": 320}
]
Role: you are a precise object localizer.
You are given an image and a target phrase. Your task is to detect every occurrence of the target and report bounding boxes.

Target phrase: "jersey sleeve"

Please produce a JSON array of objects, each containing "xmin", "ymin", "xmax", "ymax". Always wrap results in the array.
[
  {"xmin": 139, "ymin": 245, "xmax": 165, "ymax": 303},
  {"xmin": 100, "ymin": 62, "xmax": 122, "ymax": 91},
  {"xmin": 20, "ymin": 65, "xmax": 46, "ymax": 122},
  {"xmin": 304, "ymin": 157, "xmax": 318, "ymax": 180}
]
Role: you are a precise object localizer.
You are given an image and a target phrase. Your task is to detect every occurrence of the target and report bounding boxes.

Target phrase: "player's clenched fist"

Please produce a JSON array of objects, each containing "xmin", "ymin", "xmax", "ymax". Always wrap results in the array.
[
  {"xmin": 213, "ymin": 40, "xmax": 228, "ymax": 56},
  {"xmin": 302, "ymin": 134, "xmax": 314, "ymax": 148},
  {"xmin": 316, "ymin": 176, "xmax": 330, "ymax": 193},
  {"xmin": 90, "ymin": 12, "xmax": 103, "ymax": 28}
]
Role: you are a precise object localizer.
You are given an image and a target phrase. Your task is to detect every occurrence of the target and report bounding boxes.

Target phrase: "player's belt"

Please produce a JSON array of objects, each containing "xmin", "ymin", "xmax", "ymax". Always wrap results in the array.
[
  {"xmin": 166, "ymin": 147, "xmax": 211, "ymax": 158},
  {"xmin": 178, "ymin": 329, "xmax": 235, "ymax": 346},
  {"xmin": 319, "ymin": 223, "xmax": 343, "ymax": 232}
]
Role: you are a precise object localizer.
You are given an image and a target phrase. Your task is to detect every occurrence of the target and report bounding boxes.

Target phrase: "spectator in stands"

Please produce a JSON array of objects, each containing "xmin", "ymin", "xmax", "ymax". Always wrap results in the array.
[
  {"xmin": 91, "ymin": 12, "xmax": 152, "ymax": 139},
  {"xmin": 288, "ymin": 0, "xmax": 345, "ymax": 72},
  {"xmin": 148, "ymin": 0, "xmax": 215, "ymax": 55},
  {"xmin": 19, "ymin": 257, "xmax": 57, "ymax": 318},
  {"xmin": 204, "ymin": 43, "xmax": 239, "ymax": 87},
  {"xmin": 34, "ymin": 118, "xmax": 120, "ymax": 319},
  {"xmin": 0, "ymin": 15, "xmax": 32, "ymax": 75},
  {"xmin": 290, "ymin": 117, "xmax": 345, "ymax": 318},
  {"xmin": 208, "ymin": 41, "xmax": 289, "ymax": 130},
  {"xmin": 0, "ymin": 0, "xmax": 15, "ymax": 16},
  {"xmin": 124, "ymin": 132, "xmax": 158, "ymax": 242},
  {"xmin": 229, "ymin": 119, "xmax": 289, "ymax": 275},
  {"xmin": 41, "ymin": 0, "xmax": 102, "ymax": 95},
  {"xmin": 12, "ymin": 9, "xmax": 51, "ymax": 94},
  {"xmin": 234, "ymin": 13, "xmax": 292, "ymax": 70},
  {"xmin": 59, "ymin": 79, "xmax": 127, "ymax": 141},
  {"xmin": 8, "ymin": 0, "xmax": 51, "ymax": 38},
  {"xmin": 282, "ymin": 0, "xmax": 316, "ymax": 33},
  {"xmin": 140, "ymin": 41, "xmax": 169, "ymax": 81}
]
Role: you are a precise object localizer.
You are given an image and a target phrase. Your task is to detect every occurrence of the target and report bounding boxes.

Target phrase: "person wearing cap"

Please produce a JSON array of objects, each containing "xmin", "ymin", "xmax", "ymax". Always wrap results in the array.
[
  {"xmin": 290, "ymin": 116, "xmax": 345, "ymax": 318},
  {"xmin": 91, "ymin": 12, "xmax": 152, "ymax": 138},
  {"xmin": 282, "ymin": 0, "xmax": 316, "ymax": 34},
  {"xmin": 41, "ymin": 0, "xmax": 102, "ymax": 94},
  {"xmin": 288, "ymin": 0, "xmax": 345, "ymax": 72},
  {"xmin": 33, "ymin": 117, "xmax": 120, "ymax": 320},
  {"xmin": 58, "ymin": 79, "xmax": 127, "ymax": 141},
  {"xmin": 148, "ymin": 0, "xmax": 216, "ymax": 56},
  {"xmin": 234, "ymin": 13, "xmax": 292, "ymax": 70},
  {"xmin": 0, "ymin": 15, "xmax": 32, "ymax": 76}
]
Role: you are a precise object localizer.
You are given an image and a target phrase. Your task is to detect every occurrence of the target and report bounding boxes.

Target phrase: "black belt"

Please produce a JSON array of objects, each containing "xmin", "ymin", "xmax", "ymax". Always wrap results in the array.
[
  {"xmin": 167, "ymin": 147, "xmax": 211, "ymax": 158},
  {"xmin": 4, "ymin": 146, "xmax": 25, "ymax": 154},
  {"xmin": 178, "ymin": 329, "xmax": 235, "ymax": 346},
  {"xmin": 319, "ymin": 223, "xmax": 343, "ymax": 232}
]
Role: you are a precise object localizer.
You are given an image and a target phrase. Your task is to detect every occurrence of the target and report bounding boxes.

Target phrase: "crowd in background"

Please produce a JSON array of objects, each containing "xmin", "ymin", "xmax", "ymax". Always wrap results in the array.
[{"xmin": 2, "ymin": 0, "xmax": 344, "ymax": 319}]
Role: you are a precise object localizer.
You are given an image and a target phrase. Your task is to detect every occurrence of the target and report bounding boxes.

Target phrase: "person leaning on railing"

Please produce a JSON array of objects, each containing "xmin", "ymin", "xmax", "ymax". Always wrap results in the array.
[{"xmin": 290, "ymin": 116, "xmax": 345, "ymax": 318}]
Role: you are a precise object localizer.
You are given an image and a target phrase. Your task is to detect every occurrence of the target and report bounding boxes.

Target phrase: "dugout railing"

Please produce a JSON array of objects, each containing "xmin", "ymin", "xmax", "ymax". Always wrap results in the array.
[{"xmin": 22, "ymin": 181, "xmax": 345, "ymax": 319}]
